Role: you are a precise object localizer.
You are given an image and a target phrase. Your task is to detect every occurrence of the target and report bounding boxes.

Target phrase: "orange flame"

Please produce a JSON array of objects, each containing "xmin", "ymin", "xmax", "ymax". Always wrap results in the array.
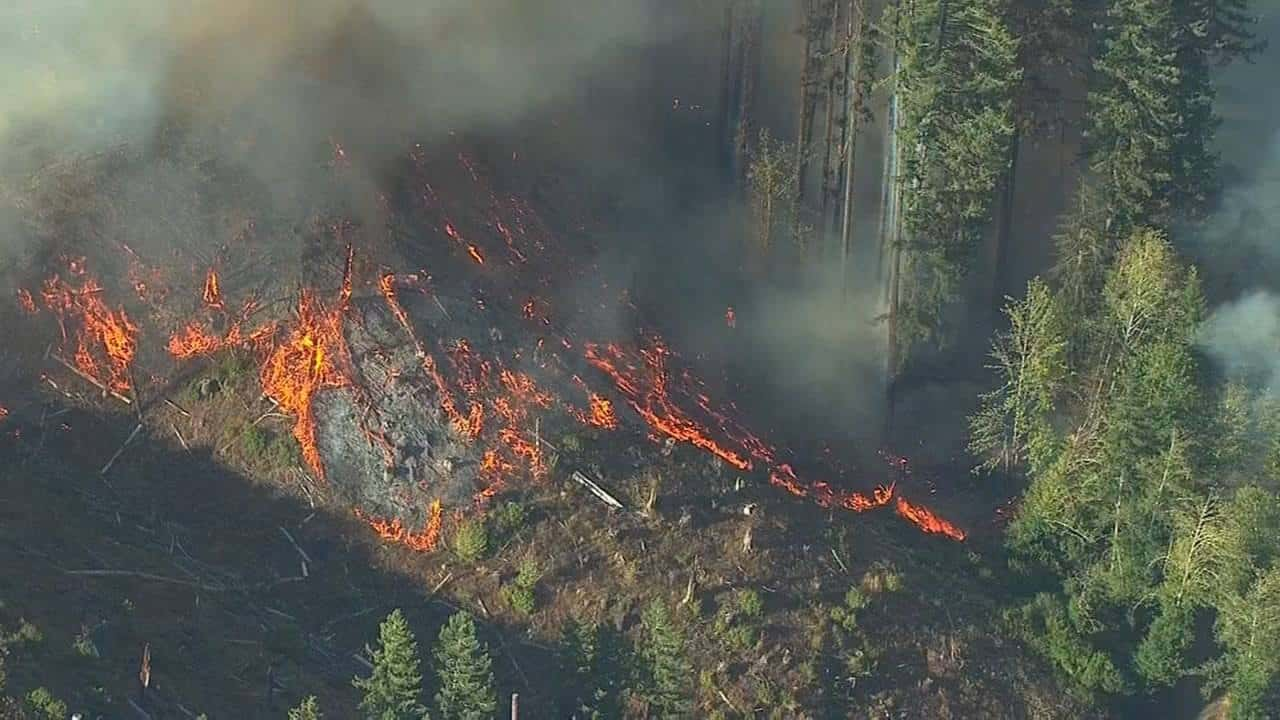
[
  {"xmin": 202, "ymin": 268, "xmax": 224, "ymax": 309},
  {"xmin": 259, "ymin": 247, "xmax": 355, "ymax": 478},
  {"xmin": 356, "ymin": 500, "xmax": 443, "ymax": 552},
  {"xmin": 895, "ymin": 496, "xmax": 967, "ymax": 541},
  {"xmin": 41, "ymin": 267, "xmax": 139, "ymax": 394}
]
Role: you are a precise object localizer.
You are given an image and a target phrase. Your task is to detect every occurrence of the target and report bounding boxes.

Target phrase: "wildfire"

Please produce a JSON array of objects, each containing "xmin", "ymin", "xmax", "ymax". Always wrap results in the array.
[
  {"xmin": 586, "ymin": 336, "xmax": 966, "ymax": 539},
  {"xmin": 585, "ymin": 341, "xmax": 753, "ymax": 470},
  {"xmin": 444, "ymin": 222, "xmax": 485, "ymax": 265},
  {"xmin": 16, "ymin": 289, "xmax": 37, "ymax": 314},
  {"xmin": 725, "ymin": 306, "xmax": 736, "ymax": 328},
  {"xmin": 202, "ymin": 268, "xmax": 224, "ymax": 309},
  {"xmin": 259, "ymin": 246, "xmax": 356, "ymax": 478},
  {"xmin": 356, "ymin": 500, "xmax": 443, "ymax": 552},
  {"xmin": 41, "ymin": 266, "xmax": 139, "ymax": 395},
  {"xmin": 895, "ymin": 496, "xmax": 967, "ymax": 541},
  {"xmin": 0, "ymin": 405, "xmax": 8, "ymax": 422},
  {"xmin": 167, "ymin": 267, "xmax": 276, "ymax": 359}
]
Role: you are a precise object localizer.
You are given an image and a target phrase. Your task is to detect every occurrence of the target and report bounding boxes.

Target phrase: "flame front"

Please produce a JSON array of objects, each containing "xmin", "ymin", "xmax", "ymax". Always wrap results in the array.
[
  {"xmin": 895, "ymin": 496, "xmax": 967, "ymax": 541},
  {"xmin": 356, "ymin": 500, "xmax": 443, "ymax": 552}
]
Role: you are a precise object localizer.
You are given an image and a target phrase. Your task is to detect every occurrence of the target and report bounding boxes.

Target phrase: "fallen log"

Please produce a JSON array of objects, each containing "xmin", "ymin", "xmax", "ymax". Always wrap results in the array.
[
  {"xmin": 100, "ymin": 422, "xmax": 145, "ymax": 475},
  {"xmin": 51, "ymin": 354, "xmax": 132, "ymax": 405},
  {"xmin": 570, "ymin": 470, "xmax": 625, "ymax": 510}
]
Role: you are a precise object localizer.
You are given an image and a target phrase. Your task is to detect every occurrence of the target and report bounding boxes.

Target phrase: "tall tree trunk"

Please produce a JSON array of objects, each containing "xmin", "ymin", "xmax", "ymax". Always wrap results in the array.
[
  {"xmin": 794, "ymin": 0, "xmax": 820, "ymax": 245},
  {"xmin": 735, "ymin": 2, "xmax": 764, "ymax": 186},
  {"xmin": 880, "ymin": 0, "xmax": 904, "ymax": 441},
  {"xmin": 992, "ymin": 125, "xmax": 1021, "ymax": 323},
  {"xmin": 718, "ymin": 2, "xmax": 736, "ymax": 180},
  {"xmin": 820, "ymin": 0, "xmax": 843, "ymax": 252},
  {"xmin": 839, "ymin": 0, "xmax": 864, "ymax": 297}
]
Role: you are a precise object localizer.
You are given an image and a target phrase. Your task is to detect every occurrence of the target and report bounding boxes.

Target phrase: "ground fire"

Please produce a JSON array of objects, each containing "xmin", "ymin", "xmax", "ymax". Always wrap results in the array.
[{"xmin": 22, "ymin": 146, "xmax": 967, "ymax": 553}]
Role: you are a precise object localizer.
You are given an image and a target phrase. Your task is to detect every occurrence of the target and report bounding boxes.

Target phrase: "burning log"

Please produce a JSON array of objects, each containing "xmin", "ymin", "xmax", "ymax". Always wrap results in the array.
[{"xmin": 50, "ymin": 354, "xmax": 133, "ymax": 405}]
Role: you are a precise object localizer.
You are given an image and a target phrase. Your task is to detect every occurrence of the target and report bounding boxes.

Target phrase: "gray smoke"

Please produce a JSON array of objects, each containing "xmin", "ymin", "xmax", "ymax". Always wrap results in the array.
[{"xmin": 1188, "ymin": 6, "xmax": 1280, "ymax": 390}]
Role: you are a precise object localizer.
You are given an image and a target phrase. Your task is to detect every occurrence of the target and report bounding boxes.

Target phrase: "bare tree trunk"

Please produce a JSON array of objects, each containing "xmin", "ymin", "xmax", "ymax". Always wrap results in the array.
[
  {"xmin": 735, "ymin": 2, "xmax": 764, "ymax": 186},
  {"xmin": 819, "ymin": 0, "xmax": 843, "ymax": 249},
  {"xmin": 839, "ymin": 0, "xmax": 863, "ymax": 297},
  {"xmin": 794, "ymin": 0, "xmax": 820, "ymax": 243},
  {"xmin": 718, "ymin": 2, "xmax": 736, "ymax": 179},
  {"xmin": 992, "ymin": 126, "xmax": 1021, "ymax": 322}
]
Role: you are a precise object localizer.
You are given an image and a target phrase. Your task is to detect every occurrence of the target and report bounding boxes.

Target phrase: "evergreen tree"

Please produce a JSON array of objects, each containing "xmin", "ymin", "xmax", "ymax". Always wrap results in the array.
[
  {"xmin": 637, "ymin": 600, "xmax": 692, "ymax": 718},
  {"xmin": 558, "ymin": 620, "xmax": 627, "ymax": 719},
  {"xmin": 888, "ymin": 0, "xmax": 1021, "ymax": 353},
  {"xmin": 432, "ymin": 611, "xmax": 496, "ymax": 720},
  {"xmin": 1085, "ymin": 0, "xmax": 1184, "ymax": 232},
  {"xmin": 353, "ymin": 609, "xmax": 429, "ymax": 720},
  {"xmin": 288, "ymin": 696, "xmax": 323, "ymax": 720}
]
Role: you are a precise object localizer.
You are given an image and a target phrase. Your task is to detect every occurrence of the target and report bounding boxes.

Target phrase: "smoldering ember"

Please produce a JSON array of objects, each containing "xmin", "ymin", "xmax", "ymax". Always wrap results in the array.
[{"xmin": 1, "ymin": 1, "xmax": 1278, "ymax": 718}]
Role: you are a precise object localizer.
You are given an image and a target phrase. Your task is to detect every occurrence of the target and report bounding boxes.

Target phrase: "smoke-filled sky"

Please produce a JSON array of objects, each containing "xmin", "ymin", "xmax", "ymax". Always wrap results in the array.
[{"xmin": 0, "ymin": 1, "xmax": 669, "ymax": 166}]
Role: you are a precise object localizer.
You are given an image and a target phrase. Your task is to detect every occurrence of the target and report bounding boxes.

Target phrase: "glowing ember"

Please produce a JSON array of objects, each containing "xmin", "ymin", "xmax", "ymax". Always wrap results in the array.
[
  {"xmin": 356, "ymin": 500, "xmax": 443, "ymax": 552},
  {"xmin": 443, "ymin": 222, "xmax": 485, "ymax": 265},
  {"xmin": 585, "ymin": 393, "xmax": 618, "ymax": 429}
]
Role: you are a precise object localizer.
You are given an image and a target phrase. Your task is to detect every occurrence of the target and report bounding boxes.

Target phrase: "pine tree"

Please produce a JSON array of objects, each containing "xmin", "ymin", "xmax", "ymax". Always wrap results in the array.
[
  {"xmin": 288, "ymin": 696, "xmax": 323, "ymax": 720},
  {"xmin": 889, "ymin": 0, "xmax": 1021, "ymax": 352},
  {"xmin": 432, "ymin": 611, "xmax": 496, "ymax": 720},
  {"xmin": 353, "ymin": 609, "xmax": 429, "ymax": 720},
  {"xmin": 638, "ymin": 600, "xmax": 692, "ymax": 718}
]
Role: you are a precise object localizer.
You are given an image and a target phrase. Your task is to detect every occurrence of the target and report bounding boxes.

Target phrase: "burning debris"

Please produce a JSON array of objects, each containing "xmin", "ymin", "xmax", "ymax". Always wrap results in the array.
[
  {"xmin": 15, "ymin": 142, "xmax": 968, "ymax": 555},
  {"xmin": 39, "ymin": 259, "xmax": 140, "ymax": 397}
]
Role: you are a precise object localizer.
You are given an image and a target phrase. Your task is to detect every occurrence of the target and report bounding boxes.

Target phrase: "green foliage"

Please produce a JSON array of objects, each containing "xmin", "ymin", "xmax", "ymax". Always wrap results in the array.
[
  {"xmin": 352, "ymin": 609, "xmax": 428, "ymax": 720},
  {"xmin": 0, "ymin": 618, "xmax": 42, "ymax": 652},
  {"xmin": 1134, "ymin": 602, "xmax": 1193, "ymax": 686},
  {"xmin": 830, "ymin": 588, "xmax": 870, "ymax": 634},
  {"xmin": 734, "ymin": 589, "xmax": 764, "ymax": 620},
  {"xmin": 24, "ymin": 687, "xmax": 66, "ymax": 720},
  {"xmin": 1006, "ymin": 594, "xmax": 1128, "ymax": 695},
  {"xmin": 288, "ymin": 695, "xmax": 324, "ymax": 720},
  {"xmin": 488, "ymin": 501, "xmax": 527, "ymax": 544},
  {"xmin": 558, "ymin": 620, "xmax": 627, "ymax": 719},
  {"xmin": 638, "ymin": 600, "xmax": 692, "ymax": 718},
  {"xmin": 861, "ymin": 562, "xmax": 904, "ymax": 594},
  {"xmin": 1209, "ymin": 567, "xmax": 1280, "ymax": 719},
  {"xmin": 970, "ymin": 279, "xmax": 1069, "ymax": 474},
  {"xmin": 1084, "ymin": 0, "xmax": 1258, "ymax": 232},
  {"xmin": 889, "ymin": 0, "xmax": 1021, "ymax": 351},
  {"xmin": 451, "ymin": 520, "xmax": 488, "ymax": 563},
  {"xmin": 502, "ymin": 559, "xmax": 541, "ymax": 615},
  {"xmin": 746, "ymin": 129, "xmax": 803, "ymax": 254},
  {"xmin": 72, "ymin": 624, "xmax": 100, "ymax": 658},
  {"xmin": 432, "ymin": 612, "xmax": 496, "ymax": 720}
]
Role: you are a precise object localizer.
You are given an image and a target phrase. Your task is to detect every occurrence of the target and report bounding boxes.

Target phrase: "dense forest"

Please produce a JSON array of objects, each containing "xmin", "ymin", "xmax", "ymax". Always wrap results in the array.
[{"xmin": 1, "ymin": 0, "xmax": 1278, "ymax": 718}]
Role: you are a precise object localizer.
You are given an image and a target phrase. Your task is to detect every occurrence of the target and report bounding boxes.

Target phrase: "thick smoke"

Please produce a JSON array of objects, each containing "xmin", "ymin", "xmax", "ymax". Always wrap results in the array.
[
  {"xmin": 1199, "ymin": 291, "xmax": 1280, "ymax": 391},
  {"xmin": 0, "ymin": 0, "xmax": 679, "ymax": 270},
  {"xmin": 1191, "ymin": 7, "xmax": 1280, "ymax": 387}
]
